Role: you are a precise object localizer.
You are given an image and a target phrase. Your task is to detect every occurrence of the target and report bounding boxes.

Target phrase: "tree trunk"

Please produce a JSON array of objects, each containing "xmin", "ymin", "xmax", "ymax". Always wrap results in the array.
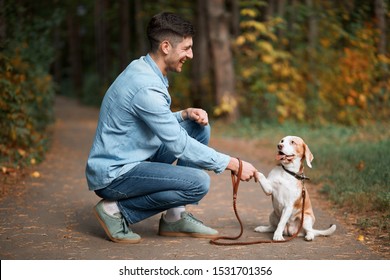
[
  {"xmin": 53, "ymin": 24, "xmax": 62, "ymax": 86},
  {"xmin": 227, "ymin": 0, "xmax": 240, "ymax": 37},
  {"xmin": 306, "ymin": 0, "xmax": 317, "ymax": 54},
  {"xmin": 0, "ymin": 0, "xmax": 6, "ymax": 47},
  {"xmin": 191, "ymin": 0, "xmax": 211, "ymax": 109},
  {"xmin": 375, "ymin": 0, "xmax": 387, "ymax": 56},
  {"xmin": 266, "ymin": 0, "xmax": 275, "ymax": 20},
  {"xmin": 67, "ymin": 6, "xmax": 82, "ymax": 98},
  {"xmin": 277, "ymin": 0, "xmax": 286, "ymax": 39},
  {"xmin": 286, "ymin": 0, "xmax": 298, "ymax": 50},
  {"xmin": 134, "ymin": 0, "xmax": 146, "ymax": 57},
  {"xmin": 94, "ymin": 0, "xmax": 109, "ymax": 85},
  {"xmin": 119, "ymin": 0, "xmax": 130, "ymax": 71},
  {"xmin": 207, "ymin": 0, "xmax": 238, "ymax": 122}
]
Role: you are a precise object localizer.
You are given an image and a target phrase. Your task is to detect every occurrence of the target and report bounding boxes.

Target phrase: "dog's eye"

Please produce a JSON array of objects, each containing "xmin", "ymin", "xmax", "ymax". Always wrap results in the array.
[{"xmin": 291, "ymin": 140, "xmax": 295, "ymax": 145}]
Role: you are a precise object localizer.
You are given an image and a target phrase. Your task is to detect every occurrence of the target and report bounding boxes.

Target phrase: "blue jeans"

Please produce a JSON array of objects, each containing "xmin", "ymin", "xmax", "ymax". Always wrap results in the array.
[{"xmin": 95, "ymin": 120, "xmax": 211, "ymax": 224}]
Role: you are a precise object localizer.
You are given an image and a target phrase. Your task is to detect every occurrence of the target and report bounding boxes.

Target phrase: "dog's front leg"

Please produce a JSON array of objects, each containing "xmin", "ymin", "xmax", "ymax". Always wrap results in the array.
[
  {"xmin": 273, "ymin": 207, "xmax": 293, "ymax": 241},
  {"xmin": 257, "ymin": 172, "xmax": 273, "ymax": 195}
]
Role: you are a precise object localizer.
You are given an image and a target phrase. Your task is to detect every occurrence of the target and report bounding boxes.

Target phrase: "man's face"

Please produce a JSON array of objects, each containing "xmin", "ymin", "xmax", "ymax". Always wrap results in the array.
[{"xmin": 165, "ymin": 36, "xmax": 193, "ymax": 74}]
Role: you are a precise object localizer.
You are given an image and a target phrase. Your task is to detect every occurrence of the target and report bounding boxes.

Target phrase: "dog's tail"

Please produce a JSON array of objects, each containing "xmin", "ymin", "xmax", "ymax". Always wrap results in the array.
[{"xmin": 312, "ymin": 224, "xmax": 337, "ymax": 237}]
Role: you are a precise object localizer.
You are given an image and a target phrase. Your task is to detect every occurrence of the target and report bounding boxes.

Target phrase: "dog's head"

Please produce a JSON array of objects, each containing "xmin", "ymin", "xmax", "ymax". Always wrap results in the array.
[{"xmin": 276, "ymin": 136, "xmax": 314, "ymax": 168}]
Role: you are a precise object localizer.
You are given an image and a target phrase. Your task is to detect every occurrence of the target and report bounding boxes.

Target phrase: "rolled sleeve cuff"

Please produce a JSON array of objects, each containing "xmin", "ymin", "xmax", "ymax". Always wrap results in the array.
[{"xmin": 174, "ymin": 111, "xmax": 185, "ymax": 123}]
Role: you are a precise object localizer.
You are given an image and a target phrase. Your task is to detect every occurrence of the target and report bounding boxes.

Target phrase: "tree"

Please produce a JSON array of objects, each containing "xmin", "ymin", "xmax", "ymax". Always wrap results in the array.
[
  {"xmin": 375, "ymin": 0, "xmax": 387, "ymax": 56},
  {"xmin": 119, "ymin": 0, "xmax": 130, "ymax": 71},
  {"xmin": 94, "ymin": 0, "xmax": 110, "ymax": 86},
  {"xmin": 191, "ymin": 0, "xmax": 211, "ymax": 109},
  {"xmin": 67, "ymin": 2, "xmax": 83, "ymax": 98},
  {"xmin": 207, "ymin": 0, "xmax": 238, "ymax": 122},
  {"xmin": 133, "ymin": 0, "xmax": 146, "ymax": 58}
]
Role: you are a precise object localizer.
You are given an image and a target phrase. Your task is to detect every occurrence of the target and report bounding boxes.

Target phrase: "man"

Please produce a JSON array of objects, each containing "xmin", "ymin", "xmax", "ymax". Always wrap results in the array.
[{"xmin": 86, "ymin": 12, "xmax": 258, "ymax": 243}]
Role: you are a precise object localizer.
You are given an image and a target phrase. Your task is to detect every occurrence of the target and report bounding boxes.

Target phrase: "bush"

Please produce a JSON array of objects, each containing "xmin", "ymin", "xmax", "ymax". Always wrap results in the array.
[
  {"xmin": 234, "ymin": 3, "xmax": 390, "ymax": 125},
  {"xmin": 0, "ymin": 3, "xmax": 58, "ymax": 169}
]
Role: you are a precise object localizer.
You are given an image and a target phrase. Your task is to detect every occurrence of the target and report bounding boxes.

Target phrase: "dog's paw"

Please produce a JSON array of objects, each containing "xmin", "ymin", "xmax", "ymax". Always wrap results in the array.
[
  {"xmin": 254, "ymin": 226, "xmax": 265, "ymax": 232},
  {"xmin": 305, "ymin": 232, "xmax": 315, "ymax": 241},
  {"xmin": 257, "ymin": 172, "xmax": 266, "ymax": 179},
  {"xmin": 273, "ymin": 234, "xmax": 285, "ymax": 241},
  {"xmin": 254, "ymin": 225, "xmax": 274, "ymax": 233}
]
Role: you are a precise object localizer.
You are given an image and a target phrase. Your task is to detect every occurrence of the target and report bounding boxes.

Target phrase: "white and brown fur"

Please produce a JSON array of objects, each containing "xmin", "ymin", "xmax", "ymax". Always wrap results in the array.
[{"xmin": 255, "ymin": 136, "xmax": 336, "ymax": 241}]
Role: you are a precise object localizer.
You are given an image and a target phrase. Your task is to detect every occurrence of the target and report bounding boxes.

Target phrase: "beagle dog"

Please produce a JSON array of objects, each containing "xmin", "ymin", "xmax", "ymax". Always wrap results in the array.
[{"xmin": 255, "ymin": 136, "xmax": 336, "ymax": 241}]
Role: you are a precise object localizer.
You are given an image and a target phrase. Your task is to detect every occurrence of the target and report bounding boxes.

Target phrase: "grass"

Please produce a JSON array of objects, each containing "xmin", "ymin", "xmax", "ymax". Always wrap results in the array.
[{"xmin": 213, "ymin": 119, "xmax": 390, "ymax": 237}]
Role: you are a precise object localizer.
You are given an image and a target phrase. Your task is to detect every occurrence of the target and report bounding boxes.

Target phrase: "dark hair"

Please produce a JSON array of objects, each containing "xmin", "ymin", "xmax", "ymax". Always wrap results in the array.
[{"xmin": 147, "ymin": 12, "xmax": 195, "ymax": 53}]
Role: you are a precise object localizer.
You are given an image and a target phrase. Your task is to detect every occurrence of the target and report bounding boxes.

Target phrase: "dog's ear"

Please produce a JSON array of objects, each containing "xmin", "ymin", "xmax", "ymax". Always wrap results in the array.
[{"xmin": 304, "ymin": 143, "xmax": 314, "ymax": 168}]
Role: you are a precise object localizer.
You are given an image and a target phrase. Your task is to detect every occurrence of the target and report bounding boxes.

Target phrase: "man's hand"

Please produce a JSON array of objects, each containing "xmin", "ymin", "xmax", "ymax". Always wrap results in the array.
[
  {"xmin": 227, "ymin": 157, "xmax": 259, "ymax": 182},
  {"xmin": 182, "ymin": 108, "xmax": 209, "ymax": 126}
]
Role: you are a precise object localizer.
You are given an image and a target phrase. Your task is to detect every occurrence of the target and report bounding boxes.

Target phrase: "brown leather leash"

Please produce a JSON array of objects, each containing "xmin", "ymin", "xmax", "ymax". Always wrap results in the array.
[{"xmin": 210, "ymin": 158, "xmax": 307, "ymax": 246}]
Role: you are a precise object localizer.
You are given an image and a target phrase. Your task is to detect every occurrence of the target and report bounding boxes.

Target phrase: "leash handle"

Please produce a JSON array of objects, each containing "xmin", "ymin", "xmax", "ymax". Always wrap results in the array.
[{"xmin": 232, "ymin": 158, "xmax": 243, "ymax": 199}]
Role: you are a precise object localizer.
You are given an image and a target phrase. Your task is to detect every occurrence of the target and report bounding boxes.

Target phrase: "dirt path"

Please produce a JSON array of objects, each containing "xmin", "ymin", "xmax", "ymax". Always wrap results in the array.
[{"xmin": 0, "ymin": 96, "xmax": 385, "ymax": 260}]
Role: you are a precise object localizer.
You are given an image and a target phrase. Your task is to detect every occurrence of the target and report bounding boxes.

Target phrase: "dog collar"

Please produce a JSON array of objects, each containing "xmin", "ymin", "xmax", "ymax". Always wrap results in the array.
[{"xmin": 281, "ymin": 165, "xmax": 310, "ymax": 181}]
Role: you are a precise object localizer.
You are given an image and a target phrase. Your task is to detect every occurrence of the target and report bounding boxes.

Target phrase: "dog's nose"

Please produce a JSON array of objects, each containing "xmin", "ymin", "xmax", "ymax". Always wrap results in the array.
[{"xmin": 277, "ymin": 144, "xmax": 283, "ymax": 150}]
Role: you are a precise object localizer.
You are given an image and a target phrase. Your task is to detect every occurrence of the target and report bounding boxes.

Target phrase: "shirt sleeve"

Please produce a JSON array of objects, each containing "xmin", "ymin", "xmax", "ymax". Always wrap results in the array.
[
  {"xmin": 132, "ymin": 87, "xmax": 230, "ymax": 173},
  {"xmin": 174, "ymin": 110, "xmax": 185, "ymax": 123}
]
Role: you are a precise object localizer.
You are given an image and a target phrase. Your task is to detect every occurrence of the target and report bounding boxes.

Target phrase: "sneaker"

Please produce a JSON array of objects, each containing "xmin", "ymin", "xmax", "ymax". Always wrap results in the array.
[
  {"xmin": 93, "ymin": 200, "xmax": 141, "ymax": 243},
  {"xmin": 158, "ymin": 211, "xmax": 219, "ymax": 238}
]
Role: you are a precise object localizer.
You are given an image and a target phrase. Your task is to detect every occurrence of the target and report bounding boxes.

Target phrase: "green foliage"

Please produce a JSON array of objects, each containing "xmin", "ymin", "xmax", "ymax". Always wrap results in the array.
[
  {"xmin": 235, "ymin": 1, "xmax": 390, "ymax": 125},
  {"xmin": 234, "ymin": 8, "xmax": 305, "ymax": 123},
  {"xmin": 0, "ymin": 2, "xmax": 59, "ymax": 168}
]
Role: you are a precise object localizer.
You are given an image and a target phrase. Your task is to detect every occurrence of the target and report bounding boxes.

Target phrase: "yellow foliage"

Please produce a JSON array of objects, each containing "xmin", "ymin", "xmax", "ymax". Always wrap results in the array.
[
  {"xmin": 235, "ymin": 2, "xmax": 390, "ymax": 124},
  {"xmin": 244, "ymin": 33, "xmax": 257, "ymax": 43},
  {"xmin": 240, "ymin": 8, "xmax": 257, "ymax": 18},
  {"xmin": 240, "ymin": 20, "xmax": 267, "ymax": 34},
  {"xmin": 358, "ymin": 94, "xmax": 367, "ymax": 109},
  {"xmin": 235, "ymin": 8, "xmax": 306, "ymax": 123},
  {"xmin": 242, "ymin": 67, "xmax": 256, "ymax": 79},
  {"xmin": 257, "ymin": 41, "xmax": 274, "ymax": 53},
  {"xmin": 261, "ymin": 55, "xmax": 274, "ymax": 64},
  {"xmin": 235, "ymin": 35, "xmax": 246, "ymax": 46},
  {"xmin": 267, "ymin": 84, "xmax": 277, "ymax": 93},
  {"xmin": 214, "ymin": 95, "xmax": 238, "ymax": 117},
  {"xmin": 320, "ymin": 38, "xmax": 331, "ymax": 48},
  {"xmin": 316, "ymin": 23, "xmax": 390, "ymax": 124},
  {"xmin": 378, "ymin": 54, "xmax": 390, "ymax": 64},
  {"xmin": 272, "ymin": 63, "xmax": 281, "ymax": 72},
  {"xmin": 280, "ymin": 67, "xmax": 291, "ymax": 77}
]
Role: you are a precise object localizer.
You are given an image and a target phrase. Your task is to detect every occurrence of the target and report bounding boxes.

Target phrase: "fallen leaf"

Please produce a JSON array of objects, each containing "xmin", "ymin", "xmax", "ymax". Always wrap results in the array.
[{"xmin": 31, "ymin": 171, "xmax": 41, "ymax": 178}]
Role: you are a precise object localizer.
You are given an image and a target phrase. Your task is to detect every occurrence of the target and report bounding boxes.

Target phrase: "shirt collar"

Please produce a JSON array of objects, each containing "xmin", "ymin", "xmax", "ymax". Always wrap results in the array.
[{"xmin": 145, "ymin": 54, "xmax": 169, "ymax": 88}]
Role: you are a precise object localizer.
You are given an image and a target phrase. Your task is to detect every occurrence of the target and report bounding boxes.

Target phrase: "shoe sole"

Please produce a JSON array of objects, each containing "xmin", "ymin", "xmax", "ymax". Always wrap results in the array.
[
  {"xmin": 158, "ymin": 230, "xmax": 219, "ymax": 239},
  {"xmin": 93, "ymin": 207, "xmax": 141, "ymax": 244}
]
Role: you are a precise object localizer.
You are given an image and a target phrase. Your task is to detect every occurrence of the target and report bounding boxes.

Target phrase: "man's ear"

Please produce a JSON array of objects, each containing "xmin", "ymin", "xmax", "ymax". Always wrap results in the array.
[{"xmin": 161, "ymin": 40, "xmax": 170, "ymax": 55}]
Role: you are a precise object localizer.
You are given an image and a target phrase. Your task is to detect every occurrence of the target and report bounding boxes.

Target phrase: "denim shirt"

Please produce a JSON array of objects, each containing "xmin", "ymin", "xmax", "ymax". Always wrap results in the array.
[{"xmin": 85, "ymin": 54, "xmax": 230, "ymax": 191}]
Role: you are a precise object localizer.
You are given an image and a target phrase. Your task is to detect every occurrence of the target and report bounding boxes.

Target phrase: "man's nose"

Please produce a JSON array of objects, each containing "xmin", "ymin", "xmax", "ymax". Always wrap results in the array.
[{"xmin": 187, "ymin": 49, "xmax": 193, "ymax": 59}]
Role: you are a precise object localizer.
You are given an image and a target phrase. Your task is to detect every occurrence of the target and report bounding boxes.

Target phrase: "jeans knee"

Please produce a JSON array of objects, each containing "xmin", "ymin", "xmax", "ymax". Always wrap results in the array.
[
  {"xmin": 198, "ymin": 124, "xmax": 210, "ymax": 145},
  {"xmin": 181, "ymin": 121, "xmax": 211, "ymax": 145},
  {"xmin": 192, "ymin": 170, "xmax": 210, "ymax": 199}
]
